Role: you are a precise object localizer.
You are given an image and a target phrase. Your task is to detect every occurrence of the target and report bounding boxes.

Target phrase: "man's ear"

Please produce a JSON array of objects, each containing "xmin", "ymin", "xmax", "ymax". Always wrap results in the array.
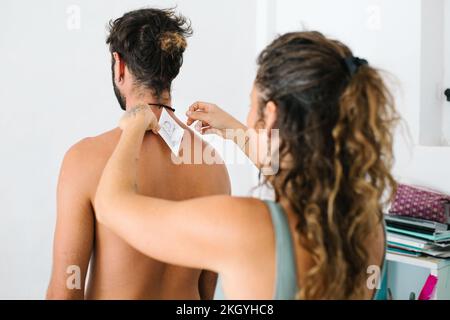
[
  {"xmin": 264, "ymin": 101, "xmax": 278, "ymax": 130},
  {"xmin": 112, "ymin": 52, "xmax": 125, "ymax": 84}
]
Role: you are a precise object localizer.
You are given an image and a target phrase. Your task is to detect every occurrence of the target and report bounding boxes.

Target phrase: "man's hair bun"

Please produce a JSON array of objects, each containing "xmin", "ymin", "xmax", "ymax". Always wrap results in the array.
[{"xmin": 160, "ymin": 32, "xmax": 187, "ymax": 55}]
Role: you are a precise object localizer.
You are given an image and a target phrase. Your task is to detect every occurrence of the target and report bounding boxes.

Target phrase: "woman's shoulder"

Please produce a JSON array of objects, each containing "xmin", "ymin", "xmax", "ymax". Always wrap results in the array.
[
  {"xmin": 202, "ymin": 196, "xmax": 275, "ymax": 232},
  {"xmin": 217, "ymin": 196, "xmax": 272, "ymax": 214}
]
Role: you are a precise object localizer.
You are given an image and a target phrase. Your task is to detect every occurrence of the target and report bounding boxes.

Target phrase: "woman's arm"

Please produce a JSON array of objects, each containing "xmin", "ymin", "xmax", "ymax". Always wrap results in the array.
[
  {"xmin": 94, "ymin": 106, "xmax": 269, "ymax": 272},
  {"xmin": 185, "ymin": 102, "xmax": 260, "ymax": 165}
]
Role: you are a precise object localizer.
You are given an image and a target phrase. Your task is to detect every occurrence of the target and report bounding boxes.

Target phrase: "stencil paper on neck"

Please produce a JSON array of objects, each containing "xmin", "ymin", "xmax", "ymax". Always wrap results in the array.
[{"xmin": 158, "ymin": 108, "xmax": 184, "ymax": 156}]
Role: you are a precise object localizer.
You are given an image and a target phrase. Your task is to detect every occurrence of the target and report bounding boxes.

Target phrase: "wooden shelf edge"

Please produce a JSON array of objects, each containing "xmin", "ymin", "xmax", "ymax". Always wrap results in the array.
[{"xmin": 386, "ymin": 252, "xmax": 450, "ymax": 269}]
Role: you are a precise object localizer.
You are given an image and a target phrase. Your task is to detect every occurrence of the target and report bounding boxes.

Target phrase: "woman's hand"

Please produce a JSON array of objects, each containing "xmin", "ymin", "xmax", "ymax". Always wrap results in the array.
[
  {"xmin": 119, "ymin": 105, "xmax": 160, "ymax": 134},
  {"xmin": 185, "ymin": 101, "xmax": 246, "ymax": 139}
]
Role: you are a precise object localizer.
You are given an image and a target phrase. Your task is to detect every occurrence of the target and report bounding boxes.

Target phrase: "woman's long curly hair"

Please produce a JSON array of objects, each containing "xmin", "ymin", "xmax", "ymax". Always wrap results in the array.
[{"xmin": 255, "ymin": 31, "xmax": 398, "ymax": 299}]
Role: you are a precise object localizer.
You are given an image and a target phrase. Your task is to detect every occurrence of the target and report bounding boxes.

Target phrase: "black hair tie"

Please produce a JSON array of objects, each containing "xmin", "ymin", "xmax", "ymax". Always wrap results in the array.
[
  {"xmin": 343, "ymin": 56, "xmax": 368, "ymax": 76},
  {"xmin": 148, "ymin": 103, "xmax": 176, "ymax": 112}
]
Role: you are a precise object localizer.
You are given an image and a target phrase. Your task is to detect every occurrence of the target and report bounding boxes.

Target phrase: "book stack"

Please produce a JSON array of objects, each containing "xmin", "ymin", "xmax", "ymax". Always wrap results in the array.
[{"xmin": 385, "ymin": 214, "xmax": 450, "ymax": 258}]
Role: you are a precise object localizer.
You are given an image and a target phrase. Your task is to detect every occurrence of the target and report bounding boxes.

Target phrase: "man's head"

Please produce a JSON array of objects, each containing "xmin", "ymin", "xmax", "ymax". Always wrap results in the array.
[{"xmin": 106, "ymin": 8, "xmax": 192, "ymax": 110}]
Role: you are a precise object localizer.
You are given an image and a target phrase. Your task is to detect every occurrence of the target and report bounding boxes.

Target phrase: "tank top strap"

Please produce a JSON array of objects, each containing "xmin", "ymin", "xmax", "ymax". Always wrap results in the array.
[{"xmin": 264, "ymin": 200, "xmax": 298, "ymax": 299}]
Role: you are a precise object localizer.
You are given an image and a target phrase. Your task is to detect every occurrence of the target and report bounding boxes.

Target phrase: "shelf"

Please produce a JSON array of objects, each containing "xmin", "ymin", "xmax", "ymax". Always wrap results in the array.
[{"xmin": 386, "ymin": 252, "xmax": 450, "ymax": 269}]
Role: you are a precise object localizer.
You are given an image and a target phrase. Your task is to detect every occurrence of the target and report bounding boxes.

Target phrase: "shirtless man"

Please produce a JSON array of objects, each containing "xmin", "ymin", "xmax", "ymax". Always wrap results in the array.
[{"xmin": 46, "ymin": 8, "xmax": 230, "ymax": 300}]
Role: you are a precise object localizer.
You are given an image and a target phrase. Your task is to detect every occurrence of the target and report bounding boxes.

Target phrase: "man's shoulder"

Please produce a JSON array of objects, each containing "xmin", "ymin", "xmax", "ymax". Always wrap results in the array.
[
  {"xmin": 57, "ymin": 128, "xmax": 121, "ymax": 197},
  {"xmin": 181, "ymin": 129, "xmax": 231, "ymax": 195},
  {"xmin": 68, "ymin": 128, "xmax": 119, "ymax": 154},
  {"xmin": 62, "ymin": 128, "xmax": 120, "ymax": 171}
]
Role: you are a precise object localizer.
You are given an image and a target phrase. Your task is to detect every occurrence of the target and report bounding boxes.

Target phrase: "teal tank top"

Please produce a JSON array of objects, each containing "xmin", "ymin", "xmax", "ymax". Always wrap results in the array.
[{"xmin": 213, "ymin": 200, "xmax": 388, "ymax": 300}]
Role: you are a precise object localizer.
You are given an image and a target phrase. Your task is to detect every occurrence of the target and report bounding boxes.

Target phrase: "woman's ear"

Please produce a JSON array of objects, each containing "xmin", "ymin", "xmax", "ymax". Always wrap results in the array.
[
  {"xmin": 264, "ymin": 101, "xmax": 278, "ymax": 130},
  {"xmin": 112, "ymin": 52, "xmax": 125, "ymax": 84}
]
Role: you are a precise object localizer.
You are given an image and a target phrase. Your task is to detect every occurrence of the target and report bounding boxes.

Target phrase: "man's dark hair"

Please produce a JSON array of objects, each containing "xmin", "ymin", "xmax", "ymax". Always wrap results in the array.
[{"xmin": 106, "ymin": 8, "xmax": 192, "ymax": 98}]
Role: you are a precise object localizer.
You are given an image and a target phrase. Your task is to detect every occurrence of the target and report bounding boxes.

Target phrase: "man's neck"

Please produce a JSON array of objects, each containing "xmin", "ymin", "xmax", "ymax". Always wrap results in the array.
[{"xmin": 125, "ymin": 91, "xmax": 172, "ymax": 117}]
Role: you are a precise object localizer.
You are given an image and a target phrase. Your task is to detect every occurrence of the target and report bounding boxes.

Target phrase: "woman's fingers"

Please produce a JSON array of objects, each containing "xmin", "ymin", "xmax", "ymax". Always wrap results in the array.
[
  {"xmin": 149, "ymin": 121, "xmax": 161, "ymax": 135},
  {"xmin": 119, "ymin": 105, "xmax": 160, "ymax": 133},
  {"xmin": 188, "ymin": 101, "xmax": 211, "ymax": 113},
  {"xmin": 186, "ymin": 102, "xmax": 213, "ymax": 126},
  {"xmin": 186, "ymin": 111, "xmax": 210, "ymax": 126},
  {"xmin": 186, "ymin": 110, "xmax": 209, "ymax": 126},
  {"xmin": 193, "ymin": 122, "xmax": 223, "ymax": 136},
  {"xmin": 185, "ymin": 101, "xmax": 228, "ymax": 138}
]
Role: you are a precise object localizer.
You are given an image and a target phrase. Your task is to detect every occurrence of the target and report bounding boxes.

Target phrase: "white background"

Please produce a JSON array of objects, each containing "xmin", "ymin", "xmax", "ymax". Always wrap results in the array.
[
  {"xmin": 272, "ymin": 0, "xmax": 450, "ymax": 193},
  {"xmin": 0, "ymin": 0, "xmax": 448, "ymax": 299}
]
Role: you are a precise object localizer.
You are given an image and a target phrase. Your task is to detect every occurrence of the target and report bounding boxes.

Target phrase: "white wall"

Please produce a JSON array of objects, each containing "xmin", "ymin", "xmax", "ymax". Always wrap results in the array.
[
  {"xmin": 443, "ymin": 0, "xmax": 450, "ymax": 142},
  {"xmin": 419, "ymin": 0, "xmax": 444, "ymax": 146},
  {"xmin": 273, "ymin": 0, "xmax": 450, "ymax": 194},
  {"xmin": 275, "ymin": 0, "xmax": 423, "ymax": 143},
  {"xmin": 0, "ymin": 0, "xmax": 259, "ymax": 299}
]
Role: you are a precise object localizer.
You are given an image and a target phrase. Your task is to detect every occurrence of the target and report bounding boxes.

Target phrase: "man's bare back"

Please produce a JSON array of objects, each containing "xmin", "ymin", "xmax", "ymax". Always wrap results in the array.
[{"xmin": 47, "ymin": 115, "xmax": 231, "ymax": 299}]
